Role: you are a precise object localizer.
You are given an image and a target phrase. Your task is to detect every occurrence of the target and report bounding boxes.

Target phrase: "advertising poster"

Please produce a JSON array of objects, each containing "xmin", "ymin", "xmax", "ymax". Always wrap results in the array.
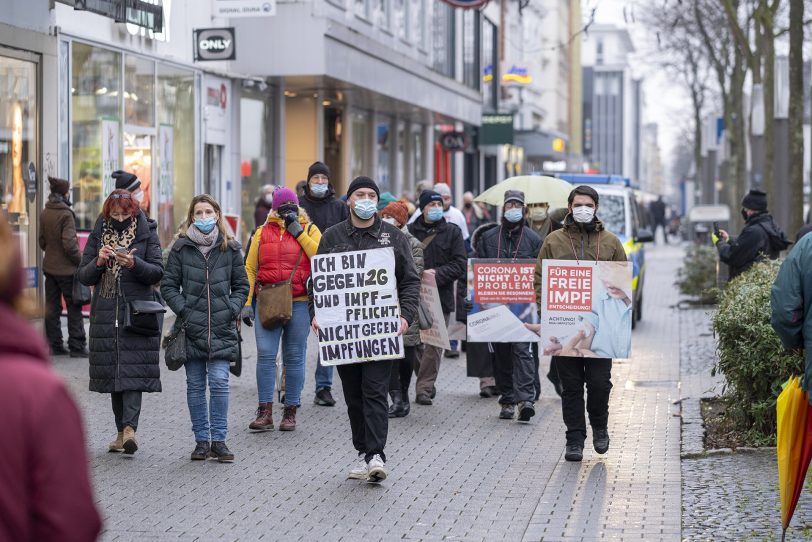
[
  {"xmin": 539, "ymin": 260, "xmax": 634, "ymax": 359},
  {"xmin": 311, "ymin": 248, "xmax": 403, "ymax": 366},
  {"xmin": 101, "ymin": 118, "xmax": 119, "ymax": 196},
  {"xmin": 418, "ymin": 273, "xmax": 450, "ymax": 350},
  {"xmin": 467, "ymin": 259, "xmax": 539, "ymax": 343},
  {"xmin": 158, "ymin": 125, "xmax": 174, "ymax": 242}
]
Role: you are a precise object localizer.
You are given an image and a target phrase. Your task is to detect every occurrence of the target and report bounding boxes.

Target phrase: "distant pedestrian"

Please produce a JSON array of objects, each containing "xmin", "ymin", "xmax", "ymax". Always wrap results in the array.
[
  {"xmin": 254, "ymin": 184, "xmax": 275, "ymax": 229},
  {"xmin": 526, "ymin": 202, "xmax": 556, "ymax": 241},
  {"xmin": 39, "ymin": 175, "xmax": 87, "ymax": 358},
  {"xmin": 649, "ymin": 196, "xmax": 667, "ymax": 243},
  {"xmin": 243, "ymin": 187, "xmax": 321, "ymax": 432},
  {"xmin": 310, "ymin": 176, "xmax": 420, "ymax": 483},
  {"xmin": 715, "ymin": 189, "xmax": 791, "ymax": 279},
  {"xmin": 78, "ymin": 189, "xmax": 165, "ymax": 455},
  {"xmin": 298, "ymin": 161, "xmax": 349, "ymax": 407},
  {"xmin": 380, "ymin": 200, "xmax": 424, "ymax": 418},
  {"xmin": 534, "ymin": 186, "xmax": 628, "ymax": 462},
  {"xmin": 0, "ymin": 212, "xmax": 102, "ymax": 542},
  {"xmin": 407, "ymin": 190, "xmax": 467, "ymax": 405},
  {"xmin": 408, "ymin": 182, "xmax": 470, "ymax": 241},
  {"xmin": 475, "ymin": 190, "xmax": 542, "ymax": 422},
  {"xmin": 161, "ymin": 194, "xmax": 249, "ymax": 462}
]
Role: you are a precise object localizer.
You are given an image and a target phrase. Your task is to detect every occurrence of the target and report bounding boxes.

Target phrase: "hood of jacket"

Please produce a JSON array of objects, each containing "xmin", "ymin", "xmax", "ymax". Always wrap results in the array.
[
  {"xmin": 470, "ymin": 222, "xmax": 498, "ymax": 251},
  {"xmin": 0, "ymin": 303, "xmax": 49, "ymax": 364},
  {"xmin": 45, "ymin": 193, "xmax": 72, "ymax": 211}
]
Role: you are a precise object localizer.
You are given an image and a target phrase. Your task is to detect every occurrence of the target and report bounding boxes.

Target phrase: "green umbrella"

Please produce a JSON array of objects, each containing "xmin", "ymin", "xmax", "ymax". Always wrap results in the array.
[{"xmin": 474, "ymin": 175, "xmax": 573, "ymax": 208}]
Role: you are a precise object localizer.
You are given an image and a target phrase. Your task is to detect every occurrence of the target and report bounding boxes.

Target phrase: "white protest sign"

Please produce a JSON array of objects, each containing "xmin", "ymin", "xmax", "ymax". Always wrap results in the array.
[
  {"xmin": 419, "ymin": 273, "xmax": 450, "ymax": 350},
  {"xmin": 311, "ymin": 247, "xmax": 403, "ymax": 366}
]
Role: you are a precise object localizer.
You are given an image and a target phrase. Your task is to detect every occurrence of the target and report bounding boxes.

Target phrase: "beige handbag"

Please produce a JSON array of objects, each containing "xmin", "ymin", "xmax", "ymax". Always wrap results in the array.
[{"xmin": 257, "ymin": 246, "xmax": 302, "ymax": 330}]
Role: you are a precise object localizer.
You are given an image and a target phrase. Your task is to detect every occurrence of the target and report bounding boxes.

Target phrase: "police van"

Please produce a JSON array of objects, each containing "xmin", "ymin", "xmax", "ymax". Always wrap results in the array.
[{"xmin": 557, "ymin": 174, "xmax": 654, "ymax": 328}]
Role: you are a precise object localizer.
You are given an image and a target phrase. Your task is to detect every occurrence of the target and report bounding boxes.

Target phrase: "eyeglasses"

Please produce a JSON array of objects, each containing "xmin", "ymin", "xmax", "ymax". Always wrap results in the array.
[
  {"xmin": 110, "ymin": 193, "xmax": 132, "ymax": 200},
  {"xmin": 504, "ymin": 201, "xmax": 524, "ymax": 209}
]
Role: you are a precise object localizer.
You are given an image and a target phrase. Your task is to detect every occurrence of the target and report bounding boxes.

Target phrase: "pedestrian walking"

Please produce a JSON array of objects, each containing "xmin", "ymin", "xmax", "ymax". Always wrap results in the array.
[
  {"xmin": 298, "ymin": 161, "xmax": 349, "ymax": 407},
  {"xmin": 526, "ymin": 202, "xmax": 556, "ymax": 240},
  {"xmin": 462, "ymin": 191, "xmax": 490, "ymax": 233},
  {"xmin": 77, "ymin": 188, "xmax": 164, "ymax": 455},
  {"xmin": 534, "ymin": 185, "xmax": 627, "ymax": 462},
  {"xmin": 380, "ymin": 200, "xmax": 423, "ymax": 418},
  {"xmin": 161, "ymin": 194, "xmax": 249, "ymax": 462},
  {"xmin": 475, "ymin": 190, "xmax": 542, "ymax": 422},
  {"xmin": 309, "ymin": 176, "xmax": 420, "ymax": 483},
  {"xmin": 715, "ymin": 189, "xmax": 791, "ymax": 279},
  {"xmin": 39, "ymin": 175, "xmax": 87, "ymax": 358},
  {"xmin": 254, "ymin": 184, "xmax": 276, "ymax": 229},
  {"xmin": 242, "ymin": 187, "xmax": 320, "ymax": 432},
  {"xmin": 0, "ymin": 212, "xmax": 102, "ymax": 542},
  {"xmin": 407, "ymin": 190, "xmax": 467, "ymax": 406},
  {"xmin": 649, "ymin": 196, "xmax": 667, "ymax": 243}
]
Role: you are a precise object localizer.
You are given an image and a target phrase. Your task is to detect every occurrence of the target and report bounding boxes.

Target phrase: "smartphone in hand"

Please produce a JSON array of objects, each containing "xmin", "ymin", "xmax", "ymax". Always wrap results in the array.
[{"xmin": 712, "ymin": 222, "xmax": 721, "ymax": 237}]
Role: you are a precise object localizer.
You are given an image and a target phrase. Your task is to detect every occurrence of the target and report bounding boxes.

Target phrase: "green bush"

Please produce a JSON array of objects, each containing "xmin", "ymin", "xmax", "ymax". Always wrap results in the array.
[
  {"xmin": 711, "ymin": 260, "xmax": 804, "ymax": 445},
  {"xmin": 676, "ymin": 244, "xmax": 719, "ymax": 304}
]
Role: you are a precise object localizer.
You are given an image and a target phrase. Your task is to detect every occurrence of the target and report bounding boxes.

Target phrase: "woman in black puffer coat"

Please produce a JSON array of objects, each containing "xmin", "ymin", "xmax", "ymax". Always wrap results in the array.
[
  {"xmin": 78, "ymin": 189, "xmax": 164, "ymax": 456},
  {"xmin": 161, "ymin": 194, "xmax": 249, "ymax": 463}
]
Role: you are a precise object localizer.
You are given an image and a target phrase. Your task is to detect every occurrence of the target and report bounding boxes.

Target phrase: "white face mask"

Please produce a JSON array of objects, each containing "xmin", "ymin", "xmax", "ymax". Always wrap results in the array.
[
  {"xmin": 530, "ymin": 208, "xmax": 548, "ymax": 221},
  {"xmin": 133, "ymin": 190, "xmax": 145, "ymax": 204},
  {"xmin": 572, "ymin": 206, "xmax": 595, "ymax": 224}
]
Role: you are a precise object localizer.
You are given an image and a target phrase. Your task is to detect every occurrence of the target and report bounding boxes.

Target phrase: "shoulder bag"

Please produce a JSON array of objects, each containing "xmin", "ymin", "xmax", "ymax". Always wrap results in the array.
[
  {"xmin": 121, "ymin": 281, "xmax": 166, "ymax": 337},
  {"xmin": 257, "ymin": 240, "xmax": 303, "ymax": 330},
  {"xmin": 164, "ymin": 320, "xmax": 187, "ymax": 370},
  {"xmin": 72, "ymin": 270, "xmax": 92, "ymax": 306}
]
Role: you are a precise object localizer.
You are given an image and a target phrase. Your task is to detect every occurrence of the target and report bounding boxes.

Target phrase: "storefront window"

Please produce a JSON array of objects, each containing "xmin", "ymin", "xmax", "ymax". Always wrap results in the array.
[
  {"xmin": 240, "ymin": 97, "xmax": 266, "ymax": 241},
  {"xmin": 462, "ymin": 10, "xmax": 480, "ymax": 91},
  {"xmin": 350, "ymin": 111, "xmax": 371, "ymax": 181},
  {"xmin": 376, "ymin": 117, "xmax": 392, "ymax": 193},
  {"xmin": 125, "ymin": 55, "xmax": 155, "ymax": 127},
  {"xmin": 157, "ymin": 64, "xmax": 195, "ymax": 246},
  {"xmin": 412, "ymin": 125, "xmax": 424, "ymax": 182},
  {"xmin": 431, "ymin": 3, "xmax": 454, "ymax": 77},
  {"xmin": 482, "ymin": 18, "xmax": 497, "ymax": 111},
  {"xmin": 71, "ymin": 43, "xmax": 121, "ymax": 230}
]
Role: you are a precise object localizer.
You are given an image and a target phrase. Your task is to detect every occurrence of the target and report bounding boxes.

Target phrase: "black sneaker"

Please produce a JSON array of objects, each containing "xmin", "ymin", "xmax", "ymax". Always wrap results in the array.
[
  {"xmin": 479, "ymin": 385, "xmax": 498, "ymax": 398},
  {"xmin": 69, "ymin": 348, "xmax": 89, "ymax": 358},
  {"xmin": 499, "ymin": 404, "xmax": 515, "ymax": 419},
  {"xmin": 50, "ymin": 344, "xmax": 69, "ymax": 356},
  {"xmin": 314, "ymin": 388, "xmax": 336, "ymax": 407},
  {"xmin": 191, "ymin": 441, "xmax": 210, "ymax": 460},
  {"xmin": 593, "ymin": 429, "xmax": 610, "ymax": 454},
  {"xmin": 209, "ymin": 441, "xmax": 234, "ymax": 463},
  {"xmin": 564, "ymin": 444, "xmax": 583, "ymax": 462},
  {"xmin": 444, "ymin": 349, "xmax": 460, "ymax": 359},
  {"xmin": 517, "ymin": 401, "xmax": 536, "ymax": 422}
]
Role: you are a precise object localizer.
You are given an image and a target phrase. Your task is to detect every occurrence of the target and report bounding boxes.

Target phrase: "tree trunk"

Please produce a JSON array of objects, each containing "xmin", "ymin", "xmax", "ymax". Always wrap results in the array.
[
  {"xmin": 788, "ymin": 0, "xmax": 805, "ymax": 237},
  {"xmin": 761, "ymin": 0, "xmax": 776, "ymax": 200},
  {"xmin": 730, "ymin": 48, "xmax": 748, "ymax": 233}
]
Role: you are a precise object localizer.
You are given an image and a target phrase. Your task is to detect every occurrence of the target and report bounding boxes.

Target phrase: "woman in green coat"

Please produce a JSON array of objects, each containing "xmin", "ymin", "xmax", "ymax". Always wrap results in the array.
[{"xmin": 161, "ymin": 194, "xmax": 249, "ymax": 463}]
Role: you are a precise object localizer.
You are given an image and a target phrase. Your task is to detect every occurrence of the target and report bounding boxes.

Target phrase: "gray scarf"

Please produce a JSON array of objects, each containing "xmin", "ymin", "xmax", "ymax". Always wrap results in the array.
[{"xmin": 186, "ymin": 225, "xmax": 220, "ymax": 257}]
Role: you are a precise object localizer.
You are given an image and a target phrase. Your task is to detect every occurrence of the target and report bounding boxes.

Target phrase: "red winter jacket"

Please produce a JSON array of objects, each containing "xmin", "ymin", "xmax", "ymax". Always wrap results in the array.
[{"xmin": 0, "ymin": 303, "xmax": 102, "ymax": 542}]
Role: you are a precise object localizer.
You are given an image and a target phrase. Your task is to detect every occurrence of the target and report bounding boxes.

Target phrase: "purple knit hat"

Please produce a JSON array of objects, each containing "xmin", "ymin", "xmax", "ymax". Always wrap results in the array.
[{"xmin": 272, "ymin": 187, "xmax": 299, "ymax": 210}]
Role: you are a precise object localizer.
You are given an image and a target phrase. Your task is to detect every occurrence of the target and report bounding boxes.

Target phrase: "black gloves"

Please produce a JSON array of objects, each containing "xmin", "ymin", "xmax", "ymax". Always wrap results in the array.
[
  {"xmin": 285, "ymin": 213, "xmax": 304, "ymax": 238},
  {"xmin": 240, "ymin": 306, "xmax": 254, "ymax": 327}
]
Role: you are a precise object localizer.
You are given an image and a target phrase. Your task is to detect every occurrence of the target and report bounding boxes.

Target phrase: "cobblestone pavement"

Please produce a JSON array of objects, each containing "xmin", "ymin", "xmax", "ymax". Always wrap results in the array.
[{"xmin": 51, "ymin": 244, "xmax": 683, "ymax": 542}]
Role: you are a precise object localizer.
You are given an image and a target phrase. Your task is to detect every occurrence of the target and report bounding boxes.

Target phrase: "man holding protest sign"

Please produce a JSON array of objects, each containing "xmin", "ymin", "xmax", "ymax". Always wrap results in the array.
[
  {"xmin": 407, "ymin": 190, "xmax": 468, "ymax": 406},
  {"xmin": 534, "ymin": 185, "xmax": 628, "ymax": 463},
  {"xmin": 309, "ymin": 176, "xmax": 420, "ymax": 484},
  {"xmin": 475, "ymin": 190, "xmax": 542, "ymax": 422}
]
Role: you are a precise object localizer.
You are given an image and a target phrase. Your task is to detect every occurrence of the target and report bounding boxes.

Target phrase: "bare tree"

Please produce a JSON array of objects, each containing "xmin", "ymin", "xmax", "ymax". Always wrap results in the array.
[{"xmin": 788, "ymin": 0, "xmax": 804, "ymax": 236}]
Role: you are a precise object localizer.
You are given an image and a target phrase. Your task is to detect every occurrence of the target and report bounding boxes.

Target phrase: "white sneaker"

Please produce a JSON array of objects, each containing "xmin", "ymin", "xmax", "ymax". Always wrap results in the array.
[
  {"xmin": 348, "ymin": 456, "xmax": 368, "ymax": 480},
  {"xmin": 366, "ymin": 454, "xmax": 387, "ymax": 484}
]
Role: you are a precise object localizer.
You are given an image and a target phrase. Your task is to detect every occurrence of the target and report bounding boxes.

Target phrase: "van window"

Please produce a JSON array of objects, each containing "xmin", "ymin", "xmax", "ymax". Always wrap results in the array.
[{"xmin": 597, "ymin": 194, "xmax": 626, "ymax": 237}]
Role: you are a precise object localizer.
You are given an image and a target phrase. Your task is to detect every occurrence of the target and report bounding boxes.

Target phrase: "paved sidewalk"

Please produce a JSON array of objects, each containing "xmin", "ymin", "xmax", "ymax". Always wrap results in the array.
[{"xmin": 51, "ymin": 244, "xmax": 683, "ymax": 541}]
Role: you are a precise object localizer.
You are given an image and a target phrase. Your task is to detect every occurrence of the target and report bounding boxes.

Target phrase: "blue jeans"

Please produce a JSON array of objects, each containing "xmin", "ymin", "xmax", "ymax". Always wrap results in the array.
[
  {"xmin": 255, "ymin": 300, "xmax": 309, "ymax": 406},
  {"xmin": 315, "ymin": 355, "xmax": 333, "ymax": 392},
  {"xmin": 185, "ymin": 359, "xmax": 230, "ymax": 442}
]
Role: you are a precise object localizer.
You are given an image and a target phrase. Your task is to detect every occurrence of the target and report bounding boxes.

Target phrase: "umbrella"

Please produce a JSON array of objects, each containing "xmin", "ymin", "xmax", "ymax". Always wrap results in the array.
[
  {"xmin": 777, "ymin": 375, "xmax": 812, "ymax": 540},
  {"xmin": 474, "ymin": 175, "xmax": 573, "ymax": 208}
]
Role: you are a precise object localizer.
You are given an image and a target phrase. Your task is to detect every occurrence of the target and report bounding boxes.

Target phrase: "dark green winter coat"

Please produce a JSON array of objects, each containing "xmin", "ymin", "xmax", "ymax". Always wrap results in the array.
[
  {"xmin": 160, "ymin": 235, "xmax": 249, "ymax": 362},
  {"xmin": 78, "ymin": 213, "xmax": 164, "ymax": 393},
  {"xmin": 771, "ymin": 233, "xmax": 812, "ymax": 393}
]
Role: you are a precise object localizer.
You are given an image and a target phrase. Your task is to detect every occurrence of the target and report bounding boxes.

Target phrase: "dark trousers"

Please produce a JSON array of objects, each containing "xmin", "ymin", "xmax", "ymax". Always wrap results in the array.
[
  {"xmin": 531, "ymin": 342, "xmax": 541, "ymax": 400},
  {"xmin": 44, "ymin": 273, "xmax": 86, "ymax": 352},
  {"xmin": 337, "ymin": 359, "xmax": 391, "ymax": 462},
  {"xmin": 493, "ymin": 342, "xmax": 536, "ymax": 405},
  {"xmin": 389, "ymin": 346, "xmax": 416, "ymax": 397},
  {"xmin": 111, "ymin": 391, "xmax": 143, "ymax": 432},
  {"xmin": 554, "ymin": 356, "xmax": 613, "ymax": 445}
]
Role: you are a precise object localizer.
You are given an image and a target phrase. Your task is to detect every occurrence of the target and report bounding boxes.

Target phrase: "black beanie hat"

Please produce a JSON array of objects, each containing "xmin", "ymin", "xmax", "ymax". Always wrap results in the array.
[
  {"xmin": 419, "ymin": 190, "xmax": 443, "ymax": 210},
  {"xmin": 112, "ymin": 170, "xmax": 141, "ymax": 192},
  {"xmin": 347, "ymin": 176, "xmax": 380, "ymax": 199},
  {"xmin": 742, "ymin": 189, "xmax": 768, "ymax": 211},
  {"xmin": 307, "ymin": 161, "xmax": 330, "ymax": 182},
  {"xmin": 48, "ymin": 176, "xmax": 70, "ymax": 195}
]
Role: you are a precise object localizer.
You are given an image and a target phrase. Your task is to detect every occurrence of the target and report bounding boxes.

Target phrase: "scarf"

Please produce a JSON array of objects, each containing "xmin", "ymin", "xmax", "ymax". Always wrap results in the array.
[
  {"xmin": 186, "ymin": 224, "xmax": 220, "ymax": 257},
  {"xmin": 99, "ymin": 217, "xmax": 138, "ymax": 298}
]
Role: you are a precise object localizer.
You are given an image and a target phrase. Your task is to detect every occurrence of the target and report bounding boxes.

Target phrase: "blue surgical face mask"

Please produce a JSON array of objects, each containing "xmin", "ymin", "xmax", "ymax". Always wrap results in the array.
[
  {"xmin": 353, "ymin": 199, "xmax": 377, "ymax": 220},
  {"xmin": 194, "ymin": 217, "xmax": 217, "ymax": 234},
  {"xmin": 310, "ymin": 183, "xmax": 328, "ymax": 197},
  {"xmin": 426, "ymin": 207, "xmax": 444, "ymax": 223},
  {"xmin": 504, "ymin": 208, "xmax": 524, "ymax": 223}
]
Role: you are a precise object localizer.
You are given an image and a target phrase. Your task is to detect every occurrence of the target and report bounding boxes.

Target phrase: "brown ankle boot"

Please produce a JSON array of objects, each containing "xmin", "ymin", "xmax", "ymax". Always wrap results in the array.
[
  {"xmin": 249, "ymin": 402, "xmax": 274, "ymax": 431},
  {"xmin": 122, "ymin": 426, "xmax": 137, "ymax": 454},
  {"xmin": 108, "ymin": 431, "xmax": 124, "ymax": 453},
  {"xmin": 279, "ymin": 406, "xmax": 297, "ymax": 431}
]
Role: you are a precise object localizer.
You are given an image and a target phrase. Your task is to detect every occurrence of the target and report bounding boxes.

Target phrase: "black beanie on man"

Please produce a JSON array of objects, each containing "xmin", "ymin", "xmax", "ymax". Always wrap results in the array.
[
  {"xmin": 419, "ymin": 190, "xmax": 443, "ymax": 210},
  {"xmin": 346, "ymin": 176, "xmax": 380, "ymax": 199},
  {"xmin": 307, "ymin": 161, "xmax": 330, "ymax": 182},
  {"xmin": 742, "ymin": 189, "xmax": 768, "ymax": 212},
  {"xmin": 112, "ymin": 170, "xmax": 141, "ymax": 192}
]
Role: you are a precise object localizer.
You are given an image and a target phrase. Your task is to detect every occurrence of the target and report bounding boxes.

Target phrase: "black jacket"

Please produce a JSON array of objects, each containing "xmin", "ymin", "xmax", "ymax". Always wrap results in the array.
[
  {"xmin": 78, "ymin": 213, "xmax": 164, "ymax": 393},
  {"xmin": 475, "ymin": 220, "xmax": 543, "ymax": 261},
  {"xmin": 161, "ymin": 236, "xmax": 249, "ymax": 363},
  {"xmin": 717, "ymin": 212, "xmax": 790, "ymax": 279},
  {"xmin": 299, "ymin": 184, "xmax": 350, "ymax": 235},
  {"xmin": 408, "ymin": 216, "xmax": 467, "ymax": 314},
  {"xmin": 309, "ymin": 216, "xmax": 420, "ymax": 326}
]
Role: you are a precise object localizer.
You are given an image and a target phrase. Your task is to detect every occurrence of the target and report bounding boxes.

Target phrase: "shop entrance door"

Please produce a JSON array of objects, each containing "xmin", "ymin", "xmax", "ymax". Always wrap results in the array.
[
  {"xmin": 0, "ymin": 48, "xmax": 39, "ymax": 296},
  {"xmin": 204, "ymin": 144, "xmax": 222, "ymax": 201},
  {"xmin": 123, "ymin": 132, "xmax": 154, "ymax": 216}
]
